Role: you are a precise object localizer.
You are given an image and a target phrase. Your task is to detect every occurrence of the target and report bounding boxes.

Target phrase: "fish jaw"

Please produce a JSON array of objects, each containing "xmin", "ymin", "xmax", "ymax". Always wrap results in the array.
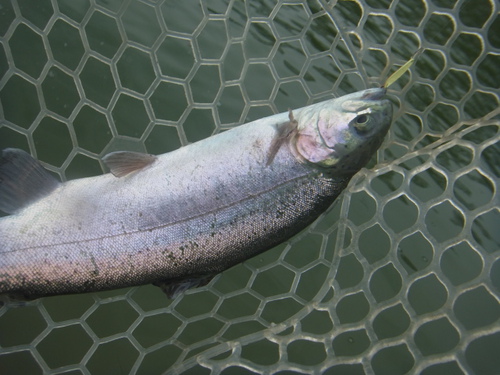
[{"xmin": 291, "ymin": 88, "xmax": 392, "ymax": 173}]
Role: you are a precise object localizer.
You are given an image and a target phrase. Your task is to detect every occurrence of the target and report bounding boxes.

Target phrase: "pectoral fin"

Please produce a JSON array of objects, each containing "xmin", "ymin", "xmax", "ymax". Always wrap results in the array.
[
  {"xmin": 266, "ymin": 109, "xmax": 298, "ymax": 166},
  {"xmin": 103, "ymin": 151, "xmax": 157, "ymax": 177},
  {"xmin": 0, "ymin": 148, "xmax": 61, "ymax": 214},
  {"xmin": 153, "ymin": 275, "xmax": 215, "ymax": 299}
]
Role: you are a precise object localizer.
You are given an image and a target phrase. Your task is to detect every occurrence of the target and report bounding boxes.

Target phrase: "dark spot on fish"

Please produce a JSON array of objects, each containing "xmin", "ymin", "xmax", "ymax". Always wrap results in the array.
[
  {"xmin": 253, "ymin": 139, "xmax": 264, "ymax": 149},
  {"xmin": 83, "ymin": 279, "xmax": 97, "ymax": 291}
]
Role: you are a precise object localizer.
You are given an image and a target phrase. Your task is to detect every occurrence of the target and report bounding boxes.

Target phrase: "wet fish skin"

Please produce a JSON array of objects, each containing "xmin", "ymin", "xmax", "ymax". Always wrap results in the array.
[{"xmin": 0, "ymin": 88, "xmax": 392, "ymax": 300}]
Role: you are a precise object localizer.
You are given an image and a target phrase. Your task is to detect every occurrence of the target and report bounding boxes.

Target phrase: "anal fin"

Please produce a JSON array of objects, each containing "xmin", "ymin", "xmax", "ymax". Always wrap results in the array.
[
  {"xmin": 153, "ymin": 275, "xmax": 216, "ymax": 299},
  {"xmin": 0, "ymin": 148, "xmax": 60, "ymax": 214}
]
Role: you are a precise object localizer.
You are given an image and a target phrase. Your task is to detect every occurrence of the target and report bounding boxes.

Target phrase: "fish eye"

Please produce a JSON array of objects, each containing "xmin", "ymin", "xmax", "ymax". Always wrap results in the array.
[{"xmin": 355, "ymin": 114, "xmax": 369, "ymax": 124}]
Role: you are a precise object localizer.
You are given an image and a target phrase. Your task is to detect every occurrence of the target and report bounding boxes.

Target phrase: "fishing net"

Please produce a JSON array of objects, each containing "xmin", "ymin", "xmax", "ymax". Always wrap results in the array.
[{"xmin": 0, "ymin": 0, "xmax": 499, "ymax": 374}]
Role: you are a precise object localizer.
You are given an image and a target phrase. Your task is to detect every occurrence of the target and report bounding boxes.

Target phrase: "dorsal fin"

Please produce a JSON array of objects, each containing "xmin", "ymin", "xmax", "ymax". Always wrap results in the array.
[
  {"xmin": 0, "ymin": 148, "xmax": 61, "ymax": 214},
  {"xmin": 102, "ymin": 151, "xmax": 157, "ymax": 177}
]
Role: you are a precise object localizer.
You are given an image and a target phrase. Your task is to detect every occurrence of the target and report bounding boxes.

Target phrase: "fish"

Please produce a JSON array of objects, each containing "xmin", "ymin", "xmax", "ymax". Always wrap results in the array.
[{"xmin": 0, "ymin": 87, "xmax": 392, "ymax": 300}]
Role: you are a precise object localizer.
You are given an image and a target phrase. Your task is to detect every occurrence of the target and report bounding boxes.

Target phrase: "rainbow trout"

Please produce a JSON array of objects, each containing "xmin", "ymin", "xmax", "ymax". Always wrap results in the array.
[{"xmin": 0, "ymin": 88, "xmax": 392, "ymax": 300}]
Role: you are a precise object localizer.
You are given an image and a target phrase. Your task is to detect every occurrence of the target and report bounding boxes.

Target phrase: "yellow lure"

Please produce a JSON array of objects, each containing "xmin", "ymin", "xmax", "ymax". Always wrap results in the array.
[{"xmin": 383, "ymin": 48, "xmax": 423, "ymax": 88}]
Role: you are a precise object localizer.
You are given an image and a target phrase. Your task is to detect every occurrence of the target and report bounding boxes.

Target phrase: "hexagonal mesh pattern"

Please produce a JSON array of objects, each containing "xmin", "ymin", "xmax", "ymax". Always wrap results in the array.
[{"xmin": 0, "ymin": 0, "xmax": 499, "ymax": 374}]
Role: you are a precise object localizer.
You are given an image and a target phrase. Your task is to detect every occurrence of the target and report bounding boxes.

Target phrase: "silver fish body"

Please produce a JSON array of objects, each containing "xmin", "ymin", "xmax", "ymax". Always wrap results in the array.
[{"xmin": 0, "ymin": 88, "xmax": 392, "ymax": 299}]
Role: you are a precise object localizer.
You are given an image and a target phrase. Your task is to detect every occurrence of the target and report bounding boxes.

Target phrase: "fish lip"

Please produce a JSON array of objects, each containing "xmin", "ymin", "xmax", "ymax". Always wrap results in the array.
[
  {"xmin": 339, "ymin": 88, "xmax": 390, "ymax": 113},
  {"xmin": 360, "ymin": 87, "xmax": 387, "ymax": 101}
]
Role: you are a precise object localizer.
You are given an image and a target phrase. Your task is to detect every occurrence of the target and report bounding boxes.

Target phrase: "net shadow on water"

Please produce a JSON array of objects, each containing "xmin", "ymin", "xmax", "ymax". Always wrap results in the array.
[{"xmin": 0, "ymin": 0, "xmax": 499, "ymax": 374}]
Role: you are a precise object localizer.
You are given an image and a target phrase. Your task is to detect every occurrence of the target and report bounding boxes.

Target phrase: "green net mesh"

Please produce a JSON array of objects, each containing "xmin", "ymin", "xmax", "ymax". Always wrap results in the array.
[{"xmin": 0, "ymin": 0, "xmax": 499, "ymax": 374}]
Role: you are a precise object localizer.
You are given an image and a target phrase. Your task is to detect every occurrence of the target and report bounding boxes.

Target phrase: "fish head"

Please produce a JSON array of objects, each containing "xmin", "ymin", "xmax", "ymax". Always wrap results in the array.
[{"xmin": 293, "ymin": 88, "xmax": 392, "ymax": 174}]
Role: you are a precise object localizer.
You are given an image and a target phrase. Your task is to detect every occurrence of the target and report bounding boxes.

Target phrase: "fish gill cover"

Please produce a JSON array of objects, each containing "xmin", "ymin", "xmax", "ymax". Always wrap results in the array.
[{"xmin": 0, "ymin": 0, "xmax": 499, "ymax": 374}]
